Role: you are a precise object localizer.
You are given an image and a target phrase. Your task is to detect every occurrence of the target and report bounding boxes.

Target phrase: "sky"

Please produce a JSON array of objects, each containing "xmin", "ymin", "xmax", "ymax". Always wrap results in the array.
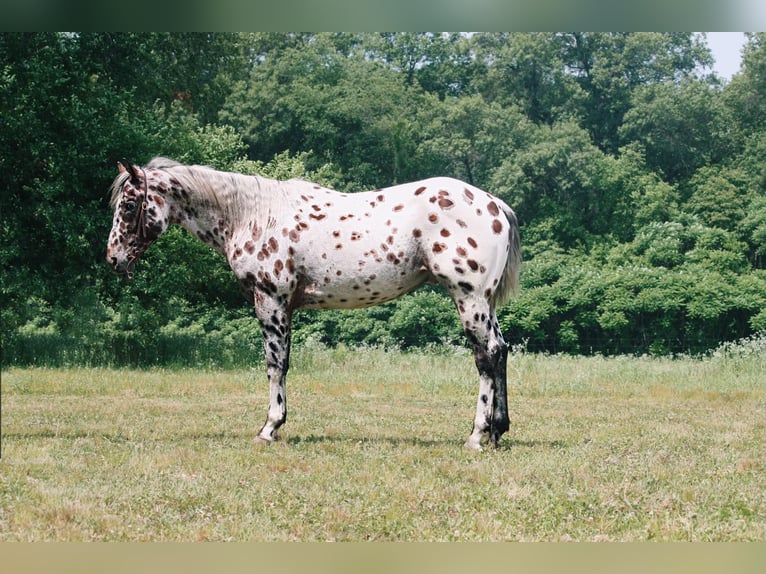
[{"xmin": 706, "ymin": 32, "xmax": 747, "ymax": 80}]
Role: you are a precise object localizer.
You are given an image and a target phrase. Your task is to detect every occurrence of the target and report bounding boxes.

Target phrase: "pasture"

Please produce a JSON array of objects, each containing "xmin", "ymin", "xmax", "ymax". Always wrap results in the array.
[{"xmin": 1, "ymin": 343, "xmax": 764, "ymax": 541}]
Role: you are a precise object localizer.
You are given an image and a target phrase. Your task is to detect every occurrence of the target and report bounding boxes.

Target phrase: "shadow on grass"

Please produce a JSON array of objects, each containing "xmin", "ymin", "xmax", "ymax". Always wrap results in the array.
[
  {"xmin": 4, "ymin": 429, "xmax": 245, "ymax": 442},
  {"xmin": 497, "ymin": 438, "xmax": 569, "ymax": 451},
  {"xmin": 5, "ymin": 429, "xmax": 569, "ymax": 451},
  {"xmin": 286, "ymin": 434, "xmax": 569, "ymax": 451},
  {"xmin": 286, "ymin": 434, "xmax": 447, "ymax": 448}
]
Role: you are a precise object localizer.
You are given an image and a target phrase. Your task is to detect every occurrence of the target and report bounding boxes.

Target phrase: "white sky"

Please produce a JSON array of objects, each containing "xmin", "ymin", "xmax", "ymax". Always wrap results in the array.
[{"xmin": 705, "ymin": 32, "xmax": 747, "ymax": 80}]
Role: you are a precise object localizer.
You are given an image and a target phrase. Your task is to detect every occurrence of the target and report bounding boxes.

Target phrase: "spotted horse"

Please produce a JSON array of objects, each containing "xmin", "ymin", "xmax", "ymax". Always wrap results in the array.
[{"xmin": 106, "ymin": 158, "xmax": 521, "ymax": 450}]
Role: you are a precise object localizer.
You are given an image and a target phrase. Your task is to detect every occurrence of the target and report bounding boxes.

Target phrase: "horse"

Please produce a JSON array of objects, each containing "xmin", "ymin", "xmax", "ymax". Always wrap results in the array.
[{"xmin": 106, "ymin": 158, "xmax": 521, "ymax": 450}]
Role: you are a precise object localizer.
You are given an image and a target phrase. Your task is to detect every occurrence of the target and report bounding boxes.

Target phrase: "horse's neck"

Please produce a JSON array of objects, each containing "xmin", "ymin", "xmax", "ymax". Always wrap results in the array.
[{"xmin": 166, "ymin": 168, "xmax": 278, "ymax": 256}]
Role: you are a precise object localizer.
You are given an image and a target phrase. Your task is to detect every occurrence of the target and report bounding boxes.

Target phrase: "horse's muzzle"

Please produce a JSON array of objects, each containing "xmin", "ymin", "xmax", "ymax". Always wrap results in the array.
[{"xmin": 106, "ymin": 252, "xmax": 135, "ymax": 279}]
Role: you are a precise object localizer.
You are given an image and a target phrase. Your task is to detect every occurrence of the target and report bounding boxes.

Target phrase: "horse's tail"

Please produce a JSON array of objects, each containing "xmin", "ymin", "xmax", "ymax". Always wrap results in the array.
[{"xmin": 492, "ymin": 199, "xmax": 522, "ymax": 309}]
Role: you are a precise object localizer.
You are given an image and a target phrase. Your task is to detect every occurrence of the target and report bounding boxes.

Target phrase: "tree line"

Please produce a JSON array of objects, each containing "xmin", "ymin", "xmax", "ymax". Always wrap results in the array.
[{"xmin": 2, "ymin": 32, "xmax": 765, "ymax": 365}]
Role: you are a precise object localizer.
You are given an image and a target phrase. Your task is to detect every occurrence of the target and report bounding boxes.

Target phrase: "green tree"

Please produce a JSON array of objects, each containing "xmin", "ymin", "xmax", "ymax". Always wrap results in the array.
[
  {"xmin": 366, "ymin": 32, "xmax": 478, "ymax": 98},
  {"xmin": 619, "ymin": 79, "xmax": 731, "ymax": 183},
  {"xmin": 222, "ymin": 33, "xmax": 428, "ymax": 186},
  {"xmin": 491, "ymin": 120, "xmax": 614, "ymax": 247},
  {"xmin": 420, "ymin": 94, "xmax": 532, "ymax": 187},
  {"xmin": 725, "ymin": 33, "xmax": 766, "ymax": 138},
  {"xmin": 559, "ymin": 32, "xmax": 712, "ymax": 152},
  {"xmin": 683, "ymin": 166, "xmax": 750, "ymax": 231},
  {"xmin": 473, "ymin": 32, "xmax": 583, "ymax": 124},
  {"xmin": 73, "ymin": 33, "xmax": 245, "ymax": 124}
]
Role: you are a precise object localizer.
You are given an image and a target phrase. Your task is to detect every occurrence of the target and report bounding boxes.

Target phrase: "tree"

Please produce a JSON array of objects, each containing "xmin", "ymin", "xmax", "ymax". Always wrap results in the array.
[
  {"xmin": 0, "ymin": 33, "xmax": 250, "ymax": 360},
  {"xmin": 73, "ymin": 33, "xmax": 245, "ymax": 125},
  {"xmin": 473, "ymin": 32, "xmax": 583, "ymax": 125},
  {"xmin": 619, "ymin": 79, "xmax": 732, "ymax": 183},
  {"xmin": 221, "ymin": 33, "xmax": 429, "ymax": 186},
  {"xmin": 559, "ymin": 32, "xmax": 712, "ymax": 152},
  {"xmin": 491, "ymin": 121, "xmax": 614, "ymax": 247},
  {"xmin": 420, "ymin": 94, "xmax": 532, "ymax": 187},
  {"xmin": 365, "ymin": 33, "xmax": 478, "ymax": 98},
  {"xmin": 725, "ymin": 33, "xmax": 766, "ymax": 138}
]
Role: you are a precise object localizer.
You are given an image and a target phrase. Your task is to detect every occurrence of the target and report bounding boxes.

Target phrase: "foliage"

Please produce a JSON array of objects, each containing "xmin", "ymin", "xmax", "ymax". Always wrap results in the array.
[{"xmin": 2, "ymin": 32, "xmax": 766, "ymax": 366}]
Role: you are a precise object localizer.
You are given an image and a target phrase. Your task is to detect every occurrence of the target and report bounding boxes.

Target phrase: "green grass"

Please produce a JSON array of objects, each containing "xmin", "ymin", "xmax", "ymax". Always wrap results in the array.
[{"xmin": 1, "ymin": 344, "xmax": 764, "ymax": 541}]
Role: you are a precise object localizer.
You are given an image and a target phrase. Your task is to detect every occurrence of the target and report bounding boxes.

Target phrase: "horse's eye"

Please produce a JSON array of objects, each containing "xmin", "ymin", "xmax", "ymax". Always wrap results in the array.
[{"xmin": 124, "ymin": 201, "xmax": 137, "ymax": 214}]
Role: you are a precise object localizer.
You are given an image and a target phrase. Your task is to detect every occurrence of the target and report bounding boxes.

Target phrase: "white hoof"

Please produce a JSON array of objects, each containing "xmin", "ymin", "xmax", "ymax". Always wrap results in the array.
[{"xmin": 464, "ymin": 439, "xmax": 484, "ymax": 452}]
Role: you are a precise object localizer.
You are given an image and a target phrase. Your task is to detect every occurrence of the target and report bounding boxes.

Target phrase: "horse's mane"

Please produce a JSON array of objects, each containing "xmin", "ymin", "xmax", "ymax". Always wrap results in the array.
[{"xmin": 110, "ymin": 157, "xmax": 289, "ymax": 230}]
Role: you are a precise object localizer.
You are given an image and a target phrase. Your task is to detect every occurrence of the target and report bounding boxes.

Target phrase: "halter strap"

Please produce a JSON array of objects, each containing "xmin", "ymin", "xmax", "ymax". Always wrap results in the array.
[
  {"xmin": 135, "ymin": 168, "xmax": 149, "ymax": 243},
  {"xmin": 125, "ymin": 167, "xmax": 150, "ymax": 279}
]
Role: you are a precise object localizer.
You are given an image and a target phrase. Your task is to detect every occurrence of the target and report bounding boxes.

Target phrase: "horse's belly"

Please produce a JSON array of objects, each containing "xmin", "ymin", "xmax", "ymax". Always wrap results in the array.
[{"xmin": 296, "ymin": 256, "xmax": 430, "ymax": 310}]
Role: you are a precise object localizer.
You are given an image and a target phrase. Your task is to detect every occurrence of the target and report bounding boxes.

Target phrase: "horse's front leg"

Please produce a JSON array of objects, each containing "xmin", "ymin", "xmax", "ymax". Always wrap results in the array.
[{"xmin": 253, "ymin": 290, "xmax": 293, "ymax": 444}]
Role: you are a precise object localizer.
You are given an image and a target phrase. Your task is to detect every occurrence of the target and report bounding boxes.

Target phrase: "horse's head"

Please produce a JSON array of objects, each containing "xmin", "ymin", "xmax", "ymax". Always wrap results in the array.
[{"xmin": 106, "ymin": 160, "xmax": 171, "ymax": 278}]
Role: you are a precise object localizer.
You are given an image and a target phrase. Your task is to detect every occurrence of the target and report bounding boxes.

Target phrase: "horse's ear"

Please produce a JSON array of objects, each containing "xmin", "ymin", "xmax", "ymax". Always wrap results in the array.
[{"xmin": 118, "ymin": 159, "xmax": 141, "ymax": 183}]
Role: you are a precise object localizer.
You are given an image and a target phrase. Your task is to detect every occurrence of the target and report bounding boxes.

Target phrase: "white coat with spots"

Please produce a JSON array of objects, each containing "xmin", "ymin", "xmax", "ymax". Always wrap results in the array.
[{"xmin": 107, "ymin": 158, "xmax": 521, "ymax": 450}]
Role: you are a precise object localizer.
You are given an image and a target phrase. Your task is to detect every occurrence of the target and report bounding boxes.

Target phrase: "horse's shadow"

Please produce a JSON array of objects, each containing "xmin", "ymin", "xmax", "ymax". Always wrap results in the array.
[
  {"xmin": 8, "ymin": 428, "xmax": 568, "ymax": 452},
  {"xmin": 286, "ymin": 434, "xmax": 568, "ymax": 451}
]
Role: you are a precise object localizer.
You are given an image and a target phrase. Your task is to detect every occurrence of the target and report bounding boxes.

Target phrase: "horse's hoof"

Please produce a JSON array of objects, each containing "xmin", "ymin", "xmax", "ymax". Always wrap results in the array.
[
  {"xmin": 254, "ymin": 435, "xmax": 273, "ymax": 446},
  {"xmin": 464, "ymin": 439, "xmax": 483, "ymax": 452}
]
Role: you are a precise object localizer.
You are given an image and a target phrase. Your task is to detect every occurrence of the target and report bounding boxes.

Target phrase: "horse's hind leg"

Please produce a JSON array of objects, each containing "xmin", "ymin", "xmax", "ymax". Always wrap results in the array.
[
  {"xmin": 253, "ymin": 291, "xmax": 292, "ymax": 444},
  {"xmin": 456, "ymin": 297, "xmax": 509, "ymax": 451},
  {"xmin": 489, "ymin": 317, "xmax": 510, "ymax": 444}
]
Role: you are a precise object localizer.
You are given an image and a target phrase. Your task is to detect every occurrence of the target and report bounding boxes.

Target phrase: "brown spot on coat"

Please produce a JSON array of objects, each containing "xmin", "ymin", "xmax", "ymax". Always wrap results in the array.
[
  {"xmin": 274, "ymin": 260, "xmax": 284, "ymax": 277},
  {"xmin": 467, "ymin": 237, "xmax": 478, "ymax": 248},
  {"xmin": 492, "ymin": 219, "xmax": 503, "ymax": 234},
  {"xmin": 487, "ymin": 201, "xmax": 500, "ymax": 216},
  {"xmin": 414, "ymin": 186, "xmax": 426, "ymax": 195}
]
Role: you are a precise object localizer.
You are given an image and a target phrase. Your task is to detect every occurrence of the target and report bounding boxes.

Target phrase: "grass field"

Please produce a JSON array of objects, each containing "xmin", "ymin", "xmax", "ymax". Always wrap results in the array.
[{"xmin": 1, "ymin": 342, "xmax": 764, "ymax": 541}]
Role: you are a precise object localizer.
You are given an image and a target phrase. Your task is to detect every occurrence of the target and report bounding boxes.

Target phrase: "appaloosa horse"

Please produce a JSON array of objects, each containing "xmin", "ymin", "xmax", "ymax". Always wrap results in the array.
[{"xmin": 106, "ymin": 158, "xmax": 521, "ymax": 450}]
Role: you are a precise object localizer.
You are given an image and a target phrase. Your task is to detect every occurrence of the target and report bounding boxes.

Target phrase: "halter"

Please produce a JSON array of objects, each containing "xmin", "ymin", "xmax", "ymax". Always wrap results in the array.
[{"xmin": 125, "ymin": 167, "xmax": 149, "ymax": 280}]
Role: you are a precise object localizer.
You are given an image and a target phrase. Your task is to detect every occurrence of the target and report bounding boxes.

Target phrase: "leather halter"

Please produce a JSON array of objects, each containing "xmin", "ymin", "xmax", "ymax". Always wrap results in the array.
[{"xmin": 125, "ymin": 167, "xmax": 149, "ymax": 279}]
